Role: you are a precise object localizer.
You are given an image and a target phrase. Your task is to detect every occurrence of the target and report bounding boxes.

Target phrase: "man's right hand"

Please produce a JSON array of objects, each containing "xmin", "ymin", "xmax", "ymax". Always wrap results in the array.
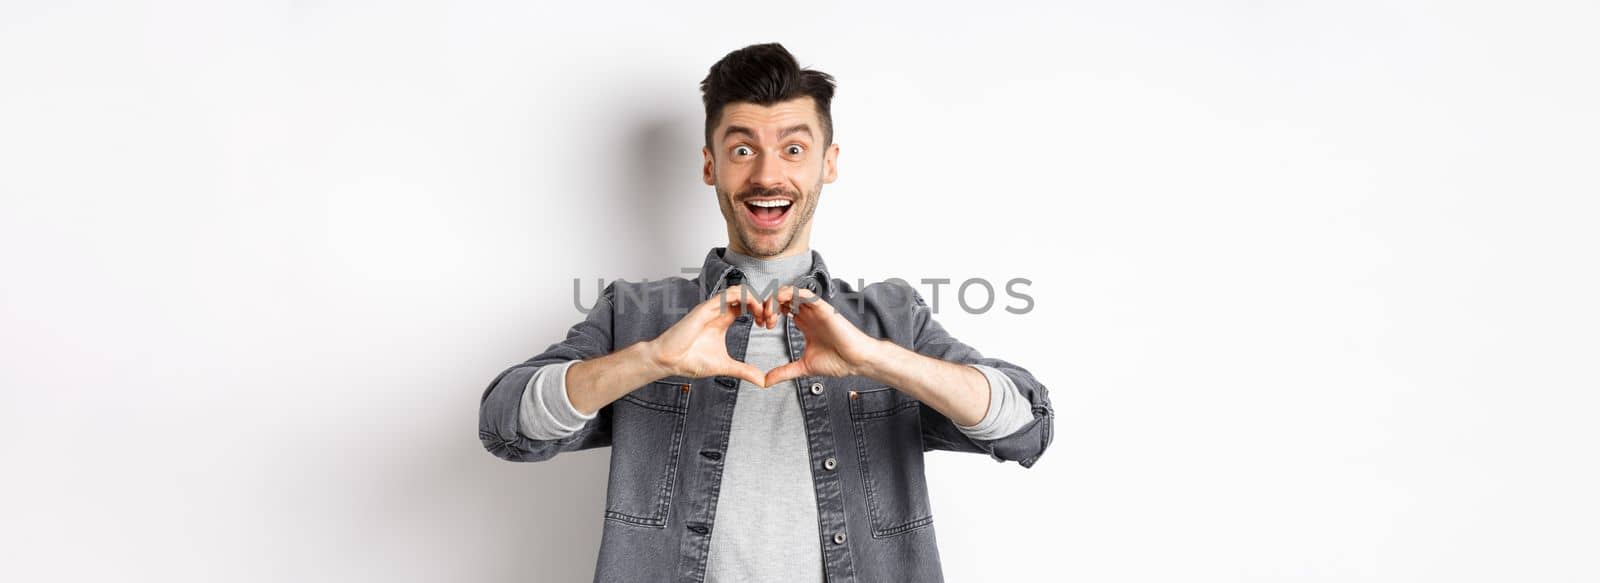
[
  {"xmin": 643, "ymin": 284, "xmax": 774, "ymax": 388},
  {"xmin": 565, "ymin": 285, "xmax": 775, "ymax": 416}
]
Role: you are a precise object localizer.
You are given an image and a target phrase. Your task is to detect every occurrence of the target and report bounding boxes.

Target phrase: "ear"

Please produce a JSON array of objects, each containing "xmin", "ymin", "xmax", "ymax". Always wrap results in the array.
[
  {"xmin": 702, "ymin": 146, "xmax": 716, "ymax": 186},
  {"xmin": 822, "ymin": 142, "xmax": 840, "ymax": 184}
]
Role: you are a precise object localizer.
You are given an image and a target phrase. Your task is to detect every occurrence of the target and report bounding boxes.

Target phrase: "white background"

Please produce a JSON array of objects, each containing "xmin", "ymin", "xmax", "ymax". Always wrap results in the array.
[{"xmin": 3, "ymin": 1, "xmax": 1597, "ymax": 581}]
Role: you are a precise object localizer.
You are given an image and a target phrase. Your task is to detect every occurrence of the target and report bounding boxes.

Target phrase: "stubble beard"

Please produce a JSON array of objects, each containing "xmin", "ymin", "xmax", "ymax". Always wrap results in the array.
[{"xmin": 717, "ymin": 178, "xmax": 821, "ymax": 258}]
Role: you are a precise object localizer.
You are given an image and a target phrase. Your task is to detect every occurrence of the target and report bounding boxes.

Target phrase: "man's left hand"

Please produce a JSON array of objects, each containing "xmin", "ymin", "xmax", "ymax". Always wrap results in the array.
[{"xmin": 762, "ymin": 285, "xmax": 888, "ymax": 387}]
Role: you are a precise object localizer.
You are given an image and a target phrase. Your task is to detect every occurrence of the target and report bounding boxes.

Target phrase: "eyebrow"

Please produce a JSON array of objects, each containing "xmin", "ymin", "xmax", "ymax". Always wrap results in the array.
[{"xmin": 722, "ymin": 124, "xmax": 813, "ymax": 143}]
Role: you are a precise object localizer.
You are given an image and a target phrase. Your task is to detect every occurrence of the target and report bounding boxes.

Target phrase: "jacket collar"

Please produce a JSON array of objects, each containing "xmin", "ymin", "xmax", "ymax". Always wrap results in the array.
[{"xmin": 699, "ymin": 246, "xmax": 834, "ymax": 302}]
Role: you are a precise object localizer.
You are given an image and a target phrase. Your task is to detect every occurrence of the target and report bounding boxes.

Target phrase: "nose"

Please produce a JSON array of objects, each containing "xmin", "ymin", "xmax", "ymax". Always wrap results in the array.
[{"xmin": 749, "ymin": 149, "xmax": 785, "ymax": 192}]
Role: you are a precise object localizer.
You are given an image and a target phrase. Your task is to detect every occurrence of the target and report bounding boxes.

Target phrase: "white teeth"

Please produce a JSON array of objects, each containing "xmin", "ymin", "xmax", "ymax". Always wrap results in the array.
[{"xmin": 748, "ymin": 199, "xmax": 792, "ymax": 208}]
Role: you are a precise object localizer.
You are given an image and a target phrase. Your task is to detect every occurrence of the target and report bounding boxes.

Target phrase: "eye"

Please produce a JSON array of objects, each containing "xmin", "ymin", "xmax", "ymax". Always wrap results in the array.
[
  {"xmin": 733, "ymin": 145, "xmax": 753, "ymax": 157},
  {"xmin": 785, "ymin": 144, "xmax": 805, "ymax": 156}
]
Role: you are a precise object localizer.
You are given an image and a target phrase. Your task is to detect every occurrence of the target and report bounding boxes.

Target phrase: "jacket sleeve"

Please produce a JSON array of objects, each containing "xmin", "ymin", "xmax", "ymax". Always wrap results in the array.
[
  {"xmin": 479, "ymin": 283, "xmax": 618, "ymax": 462},
  {"xmin": 905, "ymin": 288, "xmax": 1055, "ymax": 468}
]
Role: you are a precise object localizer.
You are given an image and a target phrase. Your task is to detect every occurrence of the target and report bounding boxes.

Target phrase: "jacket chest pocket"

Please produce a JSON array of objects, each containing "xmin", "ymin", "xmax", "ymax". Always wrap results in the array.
[
  {"xmin": 848, "ymin": 386, "xmax": 935, "ymax": 537},
  {"xmin": 604, "ymin": 377, "xmax": 692, "ymax": 528}
]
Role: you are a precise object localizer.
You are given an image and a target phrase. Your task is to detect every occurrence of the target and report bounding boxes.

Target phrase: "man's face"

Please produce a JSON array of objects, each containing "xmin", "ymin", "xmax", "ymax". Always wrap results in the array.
[{"xmin": 703, "ymin": 96, "xmax": 839, "ymax": 259}]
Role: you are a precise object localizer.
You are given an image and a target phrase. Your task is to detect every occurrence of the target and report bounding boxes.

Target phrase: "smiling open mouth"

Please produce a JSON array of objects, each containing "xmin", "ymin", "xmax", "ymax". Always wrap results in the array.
[{"xmin": 743, "ymin": 199, "xmax": 793, "ymax": 229}]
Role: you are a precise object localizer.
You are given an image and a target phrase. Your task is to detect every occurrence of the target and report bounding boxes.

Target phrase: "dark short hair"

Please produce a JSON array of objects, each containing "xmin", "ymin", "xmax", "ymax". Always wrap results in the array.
[{"xmin": 700, "ymin": 42, "xmax": 836, "ymax": 152}]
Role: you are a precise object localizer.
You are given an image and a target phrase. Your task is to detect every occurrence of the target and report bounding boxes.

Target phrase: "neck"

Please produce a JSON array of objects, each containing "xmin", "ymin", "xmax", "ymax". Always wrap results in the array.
[
  {"xmin": 721, "ymin": 246, "xmax": 813, "ymax": 296},
  {"xmin": 726, "ymin": 241, "xmax": 809, "ymax": 261}
]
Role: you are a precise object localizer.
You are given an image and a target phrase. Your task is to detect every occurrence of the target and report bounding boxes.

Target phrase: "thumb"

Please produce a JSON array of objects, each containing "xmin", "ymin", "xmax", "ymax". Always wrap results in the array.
[
  {"xmin": 718, "ymin": 360, "xmax": 768, "ymax": 388},
  {"xmin": 764, "ymin": 360, "xmax": 809, "ymax": 388}
]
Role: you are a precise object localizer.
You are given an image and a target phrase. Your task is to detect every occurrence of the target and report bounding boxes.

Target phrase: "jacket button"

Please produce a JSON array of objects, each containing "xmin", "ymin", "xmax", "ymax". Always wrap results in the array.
[
  {"xmin": 809, "ymin": 382, "xmax": 824, "ymax": 395},
  {"xmin": 833, "ymin": 532, "xmax": 846, "ymax": 544},
  {"xmin": 823, "ymin": 457, "xmax": 836, "ymax": 471}
]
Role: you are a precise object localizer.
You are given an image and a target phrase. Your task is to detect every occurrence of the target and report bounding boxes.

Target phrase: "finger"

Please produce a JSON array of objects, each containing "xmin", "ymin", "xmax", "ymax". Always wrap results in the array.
[
  {"xmin": 777, "ymin": 285, "xmax": 827, "ymax": 317},
  {"xmin": 794, "ymin": 286, "xmax": 825, "ymax": 310},
  {"xmin": 699, "ymin": 285, "xmax": 737, "ymax": 322},
  {"xmin": 714, "ymin": 285, "xmax": 747, "ymax": 318},
  {"xmin": 775, "ymin": 285, "xmax": 797, "ymax": 316},
  {"xmin": 764, "ymin": 292, "xmax": 780, "ymax": 329},
  {"xmin": 705, "ymin": 298, "xmax": 738, "ymax": 329},
  {"xmin": 753, "ymin": 291, "xmax": 768, "ymax": 329},
  {"xmin": 764, "ymin": 360, "xmax": 810, "ymax": 388},
  {"xmin": 718, "ymin": 360, "xmax": 767, "ymax": 388},
  {"xmin": 748, "ymin": 286, "xmax": 774, "ymax": 328},
  {"xmin": 731, "ymin": 284, "xmax": 774, "ymax": 325},
  {"xmin": 707, "ymin": 285, "xmax": 762, "ymax": 324}
]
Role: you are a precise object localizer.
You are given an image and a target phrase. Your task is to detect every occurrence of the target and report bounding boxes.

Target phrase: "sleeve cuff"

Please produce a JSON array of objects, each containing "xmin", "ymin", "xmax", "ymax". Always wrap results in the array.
[
  {"xmin": 517, "ymin": 360, "xmax": 593, "ymax": 440},
  {"xmin": 954, "ymin": 364, "xmax": 1035, "ymax": 441}
]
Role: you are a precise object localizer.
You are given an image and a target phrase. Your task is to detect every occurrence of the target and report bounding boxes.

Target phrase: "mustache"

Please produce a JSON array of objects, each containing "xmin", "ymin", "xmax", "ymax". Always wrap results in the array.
[{"xmin": 737, "ymin": 186, "xmax": 799, "ymax": 201}]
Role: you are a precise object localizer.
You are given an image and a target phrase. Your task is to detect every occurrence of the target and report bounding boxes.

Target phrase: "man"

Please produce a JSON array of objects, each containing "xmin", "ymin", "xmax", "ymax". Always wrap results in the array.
[{"xmin": 478, "ymin": 42, "xmax": 1053, "ymax": 583}]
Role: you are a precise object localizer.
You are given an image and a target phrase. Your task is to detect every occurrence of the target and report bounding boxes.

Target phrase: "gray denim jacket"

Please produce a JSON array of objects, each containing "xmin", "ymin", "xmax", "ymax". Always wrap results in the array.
[{"xmin": 478, "ymin": 247, "xmax": 1054, "ymax": 582}]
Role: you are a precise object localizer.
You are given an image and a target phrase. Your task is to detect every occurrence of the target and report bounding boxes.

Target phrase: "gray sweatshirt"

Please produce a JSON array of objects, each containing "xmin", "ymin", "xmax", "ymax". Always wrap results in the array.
[{"xmin": 517, "ymin": 249, "xmax": 1034, "ymax": 581}]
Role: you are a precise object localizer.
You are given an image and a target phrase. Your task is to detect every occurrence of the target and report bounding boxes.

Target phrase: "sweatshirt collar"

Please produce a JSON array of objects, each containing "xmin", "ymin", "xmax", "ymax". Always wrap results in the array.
[{"xmin": 699, "ymin": 246, "xmax": 834, "ymax": 302}]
